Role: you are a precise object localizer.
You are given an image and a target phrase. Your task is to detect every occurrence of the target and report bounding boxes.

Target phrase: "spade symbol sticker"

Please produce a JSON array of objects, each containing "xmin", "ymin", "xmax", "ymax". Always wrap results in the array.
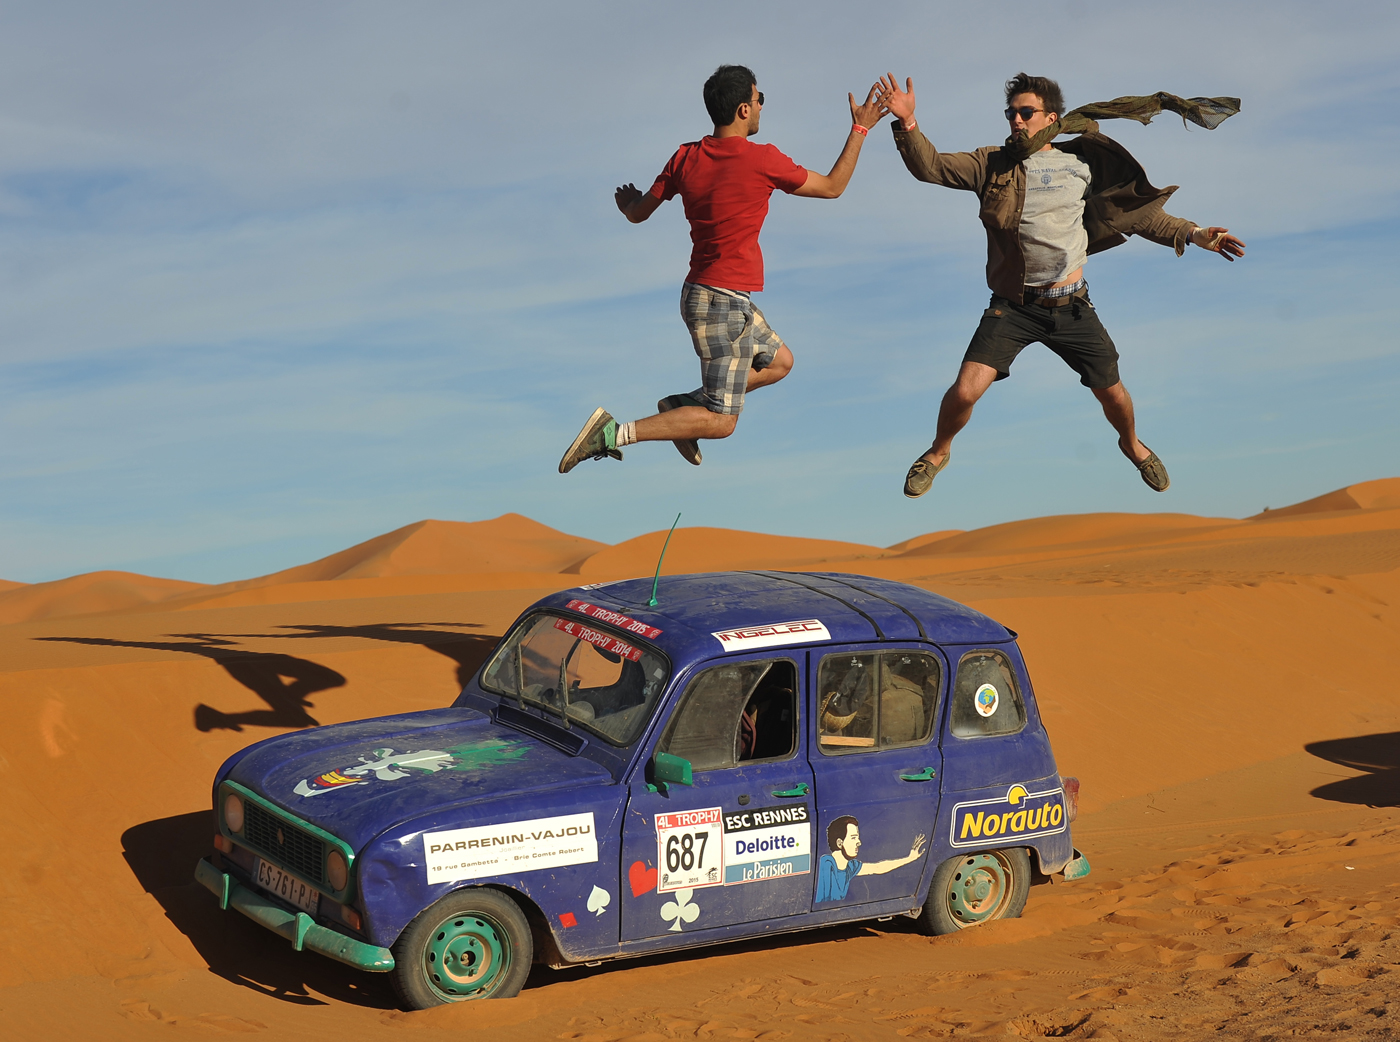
[{"xmin": 586, "ymin": 885, "xmax": 611, "ymax": 917}]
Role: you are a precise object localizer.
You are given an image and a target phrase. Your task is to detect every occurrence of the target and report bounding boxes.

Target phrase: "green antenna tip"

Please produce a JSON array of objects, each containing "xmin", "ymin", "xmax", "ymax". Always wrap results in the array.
[{"xmin": 648, "ymin": 512, "xmax": 682, "ymax": 608}]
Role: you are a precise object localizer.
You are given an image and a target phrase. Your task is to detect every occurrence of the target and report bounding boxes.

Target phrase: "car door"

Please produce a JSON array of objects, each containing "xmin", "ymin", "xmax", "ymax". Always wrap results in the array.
[
  {"xmin": 621, "ymin": 654, "xmax": 815, "ymax": 942},
  {"xmin": 807, "ymin": 645, "xmax": 945, "ymax": 910}
]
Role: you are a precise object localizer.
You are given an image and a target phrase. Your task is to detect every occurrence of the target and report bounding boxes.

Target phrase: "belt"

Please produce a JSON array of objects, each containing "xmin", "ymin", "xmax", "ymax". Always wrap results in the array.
[{"xmin": 1026, "ymin": 288, "xmax": 1087, "ymax": 308}]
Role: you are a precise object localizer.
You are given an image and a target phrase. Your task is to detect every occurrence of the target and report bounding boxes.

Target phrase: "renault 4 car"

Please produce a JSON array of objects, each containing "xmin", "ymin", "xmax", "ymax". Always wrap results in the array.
[{"xmin": 196, "ymin": 571, "xmax": 1089, "ymax": 1008}]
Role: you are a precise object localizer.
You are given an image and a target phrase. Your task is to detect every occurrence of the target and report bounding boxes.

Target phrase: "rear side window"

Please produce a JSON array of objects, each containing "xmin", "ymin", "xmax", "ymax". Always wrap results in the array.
[
  {"xmin": 660, "ymin": 660, "xmax": 798, "ymax": 771},
  {"xmin": 817, "ymin": 651, "xmax": 941, "ymax": 754},
  {"xmin": 950, "ymin": 649, "xmax": 1026, "ymax": 738}
]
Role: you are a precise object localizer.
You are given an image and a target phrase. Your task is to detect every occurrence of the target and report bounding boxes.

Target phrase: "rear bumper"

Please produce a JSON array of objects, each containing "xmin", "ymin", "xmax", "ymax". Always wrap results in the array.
[{"xmin": 195, "ymin": 858, "xmax": 394, "ymax": 972}]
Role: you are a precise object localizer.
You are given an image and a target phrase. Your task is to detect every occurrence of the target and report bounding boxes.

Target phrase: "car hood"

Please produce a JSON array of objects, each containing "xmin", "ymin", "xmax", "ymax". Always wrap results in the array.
[{"xmin": 225, "ymin": 706, "xmax": 614, "ymax": 850}]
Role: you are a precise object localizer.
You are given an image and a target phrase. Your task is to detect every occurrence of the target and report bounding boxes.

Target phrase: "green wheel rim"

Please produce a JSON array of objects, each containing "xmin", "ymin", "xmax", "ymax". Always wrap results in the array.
[
  {"xmin": 423, "ymin": 912, "xmax": 512, "ymax": 1000},
  {"xmin": 945, "ymin": 852, "xmax": 1012, "ymax": 927}
]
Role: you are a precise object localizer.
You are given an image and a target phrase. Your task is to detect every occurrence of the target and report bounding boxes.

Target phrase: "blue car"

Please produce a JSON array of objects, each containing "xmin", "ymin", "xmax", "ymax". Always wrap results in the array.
[{"xmin": 197, "ymin": 571, "xmax": 1089, "ymax": 1008}]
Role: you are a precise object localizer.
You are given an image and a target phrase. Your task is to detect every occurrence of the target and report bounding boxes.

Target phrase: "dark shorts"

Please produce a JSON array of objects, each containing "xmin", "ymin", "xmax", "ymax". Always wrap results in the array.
[{"xmin": 963, "ymin": 288, "xmax": 1121, "ymax": 389}]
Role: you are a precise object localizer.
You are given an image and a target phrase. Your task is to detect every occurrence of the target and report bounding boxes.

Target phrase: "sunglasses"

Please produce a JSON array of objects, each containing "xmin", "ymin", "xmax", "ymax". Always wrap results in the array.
[
  {"xmin": 1004, "ymin": 105, "xmax": 1045, "ymax": 121},
  {"xmin": 755, "ymin": 91, "xmax": 765, "ymax": 106}
]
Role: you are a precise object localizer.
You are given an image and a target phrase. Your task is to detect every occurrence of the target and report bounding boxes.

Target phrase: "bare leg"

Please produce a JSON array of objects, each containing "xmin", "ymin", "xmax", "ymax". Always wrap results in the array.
[
  {"xmin": 633, "ymin": 345, "xmax": 794, "ymax": 443},
  {"xmin": 918, "ymin": 361, "xmax": 999, "ymax": 464},
  {"xmin": 1091, "ymin": 381, "xmax": 1151, "ymax": 464}
]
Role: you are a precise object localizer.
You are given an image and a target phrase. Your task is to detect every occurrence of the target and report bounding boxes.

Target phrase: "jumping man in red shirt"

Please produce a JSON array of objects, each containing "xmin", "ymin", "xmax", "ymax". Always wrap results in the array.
[{"xmin": 559, "ymin": 65, "xmax": 887, "ymax": 473}]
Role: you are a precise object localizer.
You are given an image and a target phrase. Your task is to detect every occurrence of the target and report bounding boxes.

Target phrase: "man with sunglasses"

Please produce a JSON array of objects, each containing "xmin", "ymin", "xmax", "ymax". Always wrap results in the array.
[
  {"xmin": 877, "ymin": 72, "xmax": 1245, "ymax": 498},
  {"xmin": 559, "ymin": 65, "xmax": 888, "ymax": 473}
]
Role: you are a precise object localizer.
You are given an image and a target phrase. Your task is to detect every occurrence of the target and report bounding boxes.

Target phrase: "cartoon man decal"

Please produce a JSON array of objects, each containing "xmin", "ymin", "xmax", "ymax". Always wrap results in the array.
[{"xmin": 814, "ymin": 815, "xmax": 928, "ymax": 903}]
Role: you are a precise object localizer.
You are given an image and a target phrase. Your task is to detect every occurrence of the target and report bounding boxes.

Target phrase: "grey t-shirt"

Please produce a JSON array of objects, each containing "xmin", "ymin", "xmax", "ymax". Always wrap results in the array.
[{"xmin": 1020, "ymin": 148, "xmax": 1092, "ymax": 286}]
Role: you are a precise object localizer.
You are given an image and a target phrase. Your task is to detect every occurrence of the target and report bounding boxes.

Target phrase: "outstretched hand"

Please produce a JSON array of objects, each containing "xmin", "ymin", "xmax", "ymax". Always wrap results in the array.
[
  {"xmin": 910, "ymin": 832, "xmax": 928, "ymax": 858},
  {"xmin": 615, "ymin": 183, "xmax": 643, "ymax": 215},
  {"xmin": 849, "ymin": 83, "xmax": 890, "ymax": 129},
  {"xmin": 875, "ymin": 74, "xmax": 916, "ymax": 123},
  {"xmin": 1194, "ymin": 226, "xmax": 1246, "ymax": 261}
]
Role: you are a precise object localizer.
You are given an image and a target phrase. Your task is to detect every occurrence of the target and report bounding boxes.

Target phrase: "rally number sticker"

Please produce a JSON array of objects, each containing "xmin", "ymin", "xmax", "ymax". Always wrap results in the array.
[{"xmin": 655, "ymin": 807, "xmax": 724, "ymax": 892}]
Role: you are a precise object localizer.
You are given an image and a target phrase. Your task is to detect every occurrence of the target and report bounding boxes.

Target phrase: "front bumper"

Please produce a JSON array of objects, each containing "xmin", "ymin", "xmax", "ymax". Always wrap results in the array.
[{"xmin": 195, "ymin": 858, "xmax": 394, "ymax": 972}]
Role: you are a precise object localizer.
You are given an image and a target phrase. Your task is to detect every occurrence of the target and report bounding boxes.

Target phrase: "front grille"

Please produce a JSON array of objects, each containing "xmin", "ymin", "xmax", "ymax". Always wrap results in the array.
[{"xmin": 243, "ymin": 800, "xmax": 325, "ymax": 884}]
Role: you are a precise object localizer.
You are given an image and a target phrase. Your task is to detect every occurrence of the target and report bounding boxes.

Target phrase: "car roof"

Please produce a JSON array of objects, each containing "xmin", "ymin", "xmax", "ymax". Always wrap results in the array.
[{"xmin": 535, "ymin": 571, "xmax": 1012, "ymax": 666}]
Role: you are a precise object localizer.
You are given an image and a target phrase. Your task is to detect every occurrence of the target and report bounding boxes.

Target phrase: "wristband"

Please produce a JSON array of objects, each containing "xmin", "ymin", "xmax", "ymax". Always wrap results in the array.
[
  {"xmin": 851, "ymin": 123, "xmax": 868, "ymax": 137},
  {"xmin": 902, "ymin": 117, "xmax": 917, "ymax": 132}
]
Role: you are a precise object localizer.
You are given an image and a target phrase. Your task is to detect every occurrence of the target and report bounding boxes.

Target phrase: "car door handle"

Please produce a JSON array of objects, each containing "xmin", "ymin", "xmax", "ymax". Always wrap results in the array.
[
  {"xmin": 771, "ymin": 783, "xmax": 809, "ymax": 798},
  {"xmin": 900, "ymin": 767, "xmax": 937, "ymax": 782}
]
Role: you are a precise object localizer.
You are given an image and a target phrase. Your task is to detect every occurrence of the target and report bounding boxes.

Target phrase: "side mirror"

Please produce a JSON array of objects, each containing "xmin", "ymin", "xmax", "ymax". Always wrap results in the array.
[{"xmin": 650, "ymin": 751, "xmax": 693, "ymax": 793}]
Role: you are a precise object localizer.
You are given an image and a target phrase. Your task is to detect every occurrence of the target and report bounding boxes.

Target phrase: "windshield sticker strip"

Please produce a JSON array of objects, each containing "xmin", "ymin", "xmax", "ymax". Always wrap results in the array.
[
  {"xmin": 711, "ymin": 619, "xmax": 830, "ymax": 652},
  {"xmin": 424, "ymin": 811, "xmax": 598, "ymax": 884},
  {"xmin": 949, "ymin": 785, "xmax": 1066, "ymax": 849},
  {"xmin": 553, "ymin": 618, "xmax": 643, "ymax": 661},
  {"xmin": 565, "ymin": 599, "xmax": 663, "ymax": 639}
]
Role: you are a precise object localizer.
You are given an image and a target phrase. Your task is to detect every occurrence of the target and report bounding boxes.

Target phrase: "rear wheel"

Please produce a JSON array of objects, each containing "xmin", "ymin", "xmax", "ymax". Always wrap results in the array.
[
  {"xmin": 917, "ymin": 848, "xmax": 1030, "ymax": 935},
  {"xmin": 391, "ymin": 888, "xmax": 533, "ymax": 1008}
]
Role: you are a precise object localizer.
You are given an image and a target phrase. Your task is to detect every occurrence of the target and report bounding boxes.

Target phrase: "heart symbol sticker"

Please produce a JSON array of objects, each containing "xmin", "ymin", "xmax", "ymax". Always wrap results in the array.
[{"xmin": 628, "ymin": 860, "xmax": 658, "ymax": 897}]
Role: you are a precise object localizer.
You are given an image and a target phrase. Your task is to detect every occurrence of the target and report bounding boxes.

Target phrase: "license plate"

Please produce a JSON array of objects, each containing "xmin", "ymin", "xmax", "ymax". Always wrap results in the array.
[{"xmin": 254, "ymin": 858, "xmax": 321, "ymax": 915}]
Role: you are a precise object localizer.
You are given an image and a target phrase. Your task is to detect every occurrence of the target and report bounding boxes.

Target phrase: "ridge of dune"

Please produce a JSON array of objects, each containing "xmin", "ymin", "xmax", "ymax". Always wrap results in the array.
[
  {"xmin": 0, "ymin": 579, "xmax": 24, "ymax": 593},
  {"xmin": 157, "ymin": 515, "xmax": 608, "ymax": 611},
  {"xmin": 0, "ymin": 570, "xmax": 205, "ymax": 625},
  {"xmin": 574, "ymin": 526, "xmax": 885, "ymax": 577},
  {"xmin": 885, "ymin": 529, "xmax": 964, "ymax": 553},
  {"xmin": 1251, "ymin": 476, "xmax": 1400, "ymax": 520},
  {"xmin": 893, "ymin": 511, "xmax": 1239, "ymax": 558}
]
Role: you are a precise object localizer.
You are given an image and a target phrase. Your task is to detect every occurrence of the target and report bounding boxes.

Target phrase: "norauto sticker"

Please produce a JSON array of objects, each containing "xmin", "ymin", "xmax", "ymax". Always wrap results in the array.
[
  {"xmin": 711, "ymin": 619, "xmax": 830, "ymax": 652},
  {"xmin": 722, "ymin": 802, "xmax": 811, "ymax": 884},
  {"xmin": 565, "ymin": 599, "xmax": 663, "ymax": 639},
  {"xmin": 949, "ymin": 784, "xmax": 1066, "ymax": 849},
  {"xmin": 553, "ymin": 618, "xmax": 643, "ymax": 661},
  {"xmin": 423, "ymin": 812, "xmax": 598, "ymax": 884}
]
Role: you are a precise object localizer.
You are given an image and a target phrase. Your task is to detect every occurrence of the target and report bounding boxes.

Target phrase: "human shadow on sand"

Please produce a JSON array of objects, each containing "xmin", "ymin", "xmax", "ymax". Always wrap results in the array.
[
  {"xmin": 1305, "ymin": 731, "xmax": 1400, "ymax": 807},
  {"xmin": 122, "ymin": 811, "xmax": 396, "ymax": 1008},
  {"xmin": 36, "ymin": 634, "xmax": 346, "ymax": 732},
  {"xmin": 206, "ymin": 622, "xmax": 502, "ymax": 691}
]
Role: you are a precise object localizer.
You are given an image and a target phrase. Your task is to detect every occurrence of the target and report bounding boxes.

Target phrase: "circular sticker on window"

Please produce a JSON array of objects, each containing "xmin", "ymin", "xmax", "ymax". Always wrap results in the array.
[{"xmin": 974, "ymin": 683, "xmax": 999, "ymax": 717}]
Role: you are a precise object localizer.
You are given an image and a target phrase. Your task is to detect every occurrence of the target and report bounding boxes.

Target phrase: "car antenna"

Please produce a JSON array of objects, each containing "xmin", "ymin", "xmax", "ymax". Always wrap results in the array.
[{"xmin": 648, "ymin": 512, "xmax": 681, "ymax": 608}]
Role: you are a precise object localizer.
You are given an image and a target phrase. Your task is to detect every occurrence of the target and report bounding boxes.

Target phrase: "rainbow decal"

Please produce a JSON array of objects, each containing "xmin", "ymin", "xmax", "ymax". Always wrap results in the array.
[{"xmin": 948, "ymin": 783, "xmax": 1066, "ymax": 848}]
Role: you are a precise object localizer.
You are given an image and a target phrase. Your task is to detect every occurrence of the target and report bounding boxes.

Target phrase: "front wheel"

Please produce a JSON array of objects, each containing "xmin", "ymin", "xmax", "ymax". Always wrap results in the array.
[
  {"xmin": 391, "ymin": 888, "xmax": 533, "ymax": 1009},
  {"xmin": 916, "ymin": 848, "xmax": 1030, "ymax": 936}
]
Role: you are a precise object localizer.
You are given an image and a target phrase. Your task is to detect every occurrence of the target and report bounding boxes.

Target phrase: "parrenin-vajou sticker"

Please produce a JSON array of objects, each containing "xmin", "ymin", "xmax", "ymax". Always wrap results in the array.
[
  {"xmin": 948, "ymin": 784, "xmax": 1065, "ymax": 849},
  {"xmin": 423, "ymin": 812, "xmax": 598, "ymax": 884},
  {"xmin": 711, "ymin": 619, "xmax": 830, "ymax": 653}
]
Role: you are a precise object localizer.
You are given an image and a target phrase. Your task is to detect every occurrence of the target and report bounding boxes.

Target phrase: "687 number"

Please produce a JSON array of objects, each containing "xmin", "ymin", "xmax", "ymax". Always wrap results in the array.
[{"xmin": 665, "ymin": 830, "xmax": 709, "ymax": 873}]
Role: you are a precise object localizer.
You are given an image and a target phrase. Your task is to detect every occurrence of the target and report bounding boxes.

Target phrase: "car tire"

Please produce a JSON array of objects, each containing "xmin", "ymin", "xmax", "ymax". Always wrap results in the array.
[
  {"xmin": 916, "ymin": 847, "xmax": 1031, "ymax": 936},
  {"xmin": 390, "ymin": 888, "xmax": 534, "ymax": 1008}
]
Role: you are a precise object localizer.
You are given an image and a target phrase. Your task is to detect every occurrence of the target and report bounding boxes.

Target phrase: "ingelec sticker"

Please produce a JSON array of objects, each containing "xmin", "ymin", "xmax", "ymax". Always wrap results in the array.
[{"xmin": 711, "ymin": 619, "xmax": 830, "ymax": 652}]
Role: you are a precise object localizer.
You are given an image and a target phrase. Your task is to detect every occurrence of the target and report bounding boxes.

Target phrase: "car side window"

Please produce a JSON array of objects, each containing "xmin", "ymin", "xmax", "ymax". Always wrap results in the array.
[
  {"xmin": 817, "ymin": 651, "xmax": 941, "ymax": 754},
  {"xmin": 950, "ymin": 649, "xmax": 1027, "ymax": 738},
  {"xmin": 659, "ymin": 660, "xmax": 797, "ymax": 771}
]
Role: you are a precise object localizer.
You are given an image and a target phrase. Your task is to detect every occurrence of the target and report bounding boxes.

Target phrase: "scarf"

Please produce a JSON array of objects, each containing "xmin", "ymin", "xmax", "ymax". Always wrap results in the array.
[{"xmin": 1004, "ymin": 92, "xmax": 1240, "ymax": 162}]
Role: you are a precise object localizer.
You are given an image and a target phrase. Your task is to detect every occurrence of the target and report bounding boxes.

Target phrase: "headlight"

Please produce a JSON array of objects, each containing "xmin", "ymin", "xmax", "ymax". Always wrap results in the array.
[
  {"xmin": 327, "ymin": 850, "xmax": 348, "ymax": 891},
  {"xmin": 224, "ymin": 793, "xmax": 245, "ymax": 833}
]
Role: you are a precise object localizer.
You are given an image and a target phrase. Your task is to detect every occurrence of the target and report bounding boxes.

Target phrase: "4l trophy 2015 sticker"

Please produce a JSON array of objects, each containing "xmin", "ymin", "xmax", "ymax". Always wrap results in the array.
[
  {"xmin": 949, "ymin": 783, "xmax": 1066, "ymax": 848},
  {"xmin": 655, "ymin": 807, "xmax": 724, "ymax": 892}
]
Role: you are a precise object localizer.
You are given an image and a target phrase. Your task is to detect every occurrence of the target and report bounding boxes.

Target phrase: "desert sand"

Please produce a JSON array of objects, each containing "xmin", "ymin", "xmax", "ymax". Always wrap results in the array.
[{"xmin": 2, "ymin": 478, "xmax": 1399, "ymax": 1040}]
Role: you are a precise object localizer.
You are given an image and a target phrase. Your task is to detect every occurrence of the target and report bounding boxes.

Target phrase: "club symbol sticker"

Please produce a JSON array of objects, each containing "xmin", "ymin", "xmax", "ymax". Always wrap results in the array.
[
  {"xmin": 660, "ymin": 888, "xmax": 700, "ymax": 932},
  {"xmin": 586, "ymin": 885, "xmax": 611, "ymax": 917}
]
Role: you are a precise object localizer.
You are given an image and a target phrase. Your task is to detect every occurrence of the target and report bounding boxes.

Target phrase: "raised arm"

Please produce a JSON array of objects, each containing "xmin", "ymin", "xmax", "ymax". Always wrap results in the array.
[
  {"xmin": 856, "ymin": 833, "xmax": 928, "ymax": 877},
  {"xmin": 876, "ymin": 73, "xmax": 987, "ymax": 192},
  {"xmin": 791, "ymin": 85, "xmax": 888, "ymax": 199},
  {"xmin": 1130, "ymin": 204, "xmax": 1247, "ymax": 260},
  {"xmin": 615, "ymin": 182, "xmax": 662, "ymax": 224}
]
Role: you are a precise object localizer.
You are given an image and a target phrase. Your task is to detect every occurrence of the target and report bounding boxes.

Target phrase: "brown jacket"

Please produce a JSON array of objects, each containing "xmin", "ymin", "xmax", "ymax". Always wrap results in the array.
[{"xmin": 892, "ymin": 123, "xmax": 1196, "ymax": 304}]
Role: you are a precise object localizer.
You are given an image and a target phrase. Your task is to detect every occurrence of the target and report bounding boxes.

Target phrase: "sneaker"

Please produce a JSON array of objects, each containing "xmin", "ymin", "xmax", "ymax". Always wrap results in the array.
[
  {"xmin": 559, "ymin": 408, "xmax": 622, "ymax": 474},
  {"xmin": 903, "ymin": 452, "xmax": 950, "ymax": 498},
  {"xmin": 657, "ymin": 394, "xmax": 703, "ymax": 466}
]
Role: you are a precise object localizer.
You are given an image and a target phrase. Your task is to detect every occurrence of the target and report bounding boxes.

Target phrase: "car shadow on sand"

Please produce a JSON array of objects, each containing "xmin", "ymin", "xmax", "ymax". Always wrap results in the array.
[
  {"xmin": 122, "ymin": 810, "xmax": 398, "ymax": 1009},
  {"xmin": 1305, "ymin": 731, "xmax": 1400, "ymax": 807}
]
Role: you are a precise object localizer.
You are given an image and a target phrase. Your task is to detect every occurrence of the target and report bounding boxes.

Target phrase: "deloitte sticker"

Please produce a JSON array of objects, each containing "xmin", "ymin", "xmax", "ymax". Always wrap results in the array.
[{"xmin": 974, "ymin": 683, "xmax": 999, "ymax": 717}]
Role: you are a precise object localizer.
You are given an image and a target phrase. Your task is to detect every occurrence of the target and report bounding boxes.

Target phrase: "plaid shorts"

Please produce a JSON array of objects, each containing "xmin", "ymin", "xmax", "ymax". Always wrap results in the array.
[{"xmin": 680, "ymin": 282, "xmax": 786, "ymax": 415}]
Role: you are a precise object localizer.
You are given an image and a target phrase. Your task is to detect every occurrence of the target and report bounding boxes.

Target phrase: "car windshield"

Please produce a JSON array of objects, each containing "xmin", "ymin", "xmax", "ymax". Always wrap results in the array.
[{"xmin": 480, "ymin": 612, "xmax": 670, "ymax": 746}]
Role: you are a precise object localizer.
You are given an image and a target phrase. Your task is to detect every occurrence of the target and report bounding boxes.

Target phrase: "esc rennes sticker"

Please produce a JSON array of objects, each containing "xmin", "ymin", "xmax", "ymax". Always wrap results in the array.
[{"xmin": 949, "ymin": 783, "xmax": 1066, "ymax": 849}]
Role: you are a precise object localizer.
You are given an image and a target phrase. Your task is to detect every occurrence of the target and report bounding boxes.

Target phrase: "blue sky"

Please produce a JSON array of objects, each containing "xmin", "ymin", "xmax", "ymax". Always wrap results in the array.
[{"xmin": 1, "ymin": 1, "xmax": 1397, "ymax": 583}]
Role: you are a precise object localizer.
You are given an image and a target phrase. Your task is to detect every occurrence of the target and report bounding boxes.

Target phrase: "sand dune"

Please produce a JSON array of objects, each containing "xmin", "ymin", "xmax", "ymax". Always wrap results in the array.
[{"xmin": 3, "ymin": 480, "xmax": 1400, "ymax": 1039}]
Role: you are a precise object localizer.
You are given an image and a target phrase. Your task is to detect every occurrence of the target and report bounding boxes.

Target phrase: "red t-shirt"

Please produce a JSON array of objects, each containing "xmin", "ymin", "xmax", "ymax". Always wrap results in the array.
[{"xmin": 648, "ymin": 135, "xmax": 807, "ymax": 292}]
